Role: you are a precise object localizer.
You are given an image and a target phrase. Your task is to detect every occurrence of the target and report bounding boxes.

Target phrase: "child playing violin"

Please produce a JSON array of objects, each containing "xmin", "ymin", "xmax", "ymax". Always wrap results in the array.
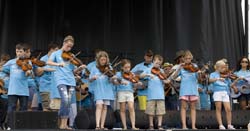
[
  {"xmin": 1, "ymin": 43, "xmax": 33, "ymax": 129},
  {"xmin": 47, "ymin": 35, "xmax": 86, "ymax": 130},
  {"xmin": 88, "ymin": 51, "xmax": 115, "ymax": 130},
  {"xmin": 112, "ymin": 59, "xmax": 141, "ymax": 130},
  {"xmin": 172, "ymin": 50, "xmax": 199, "ymax": 129},
  {"xmin": 209, "ymin": 60, "xmax": 236, "ymax": 129},
  {"xmin": 140, "ymin": 54, "xmax": 168, "ymax": 130}
]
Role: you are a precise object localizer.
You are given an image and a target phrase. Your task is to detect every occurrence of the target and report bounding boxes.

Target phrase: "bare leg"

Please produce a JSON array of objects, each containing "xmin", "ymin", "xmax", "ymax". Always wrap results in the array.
[
  {"xmin": 157, "ymin": 115, "xmax": 163, "ymax": 128},
  {"xmin": 100, "ymin": 105, "xmax": 107, "ymax": 129},
  {"xmin": 181, "ymin": 100, "xmax": 188, "ymax": 129},
  {"xmin": 120, "ymin": 102, "xmax": 127, "ymax": 129},
  {"xmin": 95, "ymin": 104, "xmax": 103, "ymax": 128},
  {"xmin": 128, "ymin": 101, "xmax": 138, "ymax": 129},
  {"xmin": 215, "ymin": 102, "xmax": 223, "ymax": 126},
  {"xmin": 149, "ymin": 115, "xmax": 154, "ymax": 129},
  {"xmin": 190, "ymin": 101, "xmax": 197, "ymax": 129},
  {"xmin": 223, "ymin": 102, "xmax": 232, "ymax": 125}
]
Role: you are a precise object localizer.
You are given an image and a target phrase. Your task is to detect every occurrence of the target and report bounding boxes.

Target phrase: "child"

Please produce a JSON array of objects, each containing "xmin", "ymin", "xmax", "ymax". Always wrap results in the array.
[
  {"xmin": 89, "ymin": 51, "xmax": 115, "ymax": 130},
  {"xmin": 2, "ymin": 43, "xmax": 33, "ymax": 129},
  {"xmin": 172, "ymin": 50, "xmax": 199, "ymax": 129},
  {"xmin": 112, "ymin": 59, "xmax": 140, "ymax": 130},
  {"xmin": 209, "ymin": 60, "xmax": 236, "ymax": 129},
  {"xmin": 47, "ymin": 35, "xmax": 86, "ymax": 129},
  {"xmin": 141, "ymin": 54, "xmax": 168, "ymax": 130}
]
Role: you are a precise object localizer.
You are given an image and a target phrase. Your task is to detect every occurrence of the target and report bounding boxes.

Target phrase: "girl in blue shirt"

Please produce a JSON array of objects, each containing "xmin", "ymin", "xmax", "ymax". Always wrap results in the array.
[
  {"xmin": 209, "ymin": 60, "xmax": 237, "ymax": 129},
  {"xmin": 234, "ymin": 56, "xmax": 250, "ymax": 110},
  {"xmin": 112, "ymin": 59, "xmax": 140, "ymax": 130},
  {"xmin": 172, "ymin": 50, "xmax": 199, "ymax": 129},
  {"xmin": 89, "ymin": 51, "xmax": 115, "ymax": 130},
  {"xmin": 47, "ymin": 36, "xmax": 86, "ymax": 130}
]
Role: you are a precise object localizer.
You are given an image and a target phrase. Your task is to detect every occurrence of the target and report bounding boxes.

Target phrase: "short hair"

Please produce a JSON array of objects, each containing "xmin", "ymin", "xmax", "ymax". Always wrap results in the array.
[
  {"xmin": 144, "ymin": 49, "xmax": 153, "ymax": 57},
  {"xmin": 63, "ymin": 35, "xmax": 74, "ymax": 43},
  {"xmin": 153, "ymin": 54, "xmax": 163, "ymax": 62},
  {"xmin": 16, "ymin": 43, "xmax": 25, "ymax": 50},
  {"xmin": 48, "ymin": 42, "xmax": 59, "ymax": 50},
  {"xmin": 120, "ymin": 59, "xmax": 131, "ymax": 67},
  {"xmin": 214, "ymin": 60, "xmax": 225, "ymax": 70},
  {"xmin": 183, "ymin": 50, "xmax": 193, "ymax": 59}
]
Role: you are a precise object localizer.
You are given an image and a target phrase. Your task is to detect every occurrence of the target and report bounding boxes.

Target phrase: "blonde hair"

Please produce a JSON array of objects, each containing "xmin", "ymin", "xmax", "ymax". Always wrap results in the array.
[
  {"xmin": 96, "ymin": 51, "xmax": 110, "ymax": 66},
  {"xmin": 214, "ymin": 60, "xmax": 225, "ymax": 70},
  {"xmin": 63, "ymin": 35, "xmax": 74, "ymax": 43},
  {"xmin": 183, "ymin": 50, "xmax": 193, "ymax": 59}
]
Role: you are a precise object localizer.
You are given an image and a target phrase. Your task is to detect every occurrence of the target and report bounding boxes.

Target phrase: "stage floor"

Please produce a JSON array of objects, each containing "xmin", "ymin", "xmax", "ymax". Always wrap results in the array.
[{"xmin": 10, "ymin": 129, "xmax": 248, "ymax": 131}]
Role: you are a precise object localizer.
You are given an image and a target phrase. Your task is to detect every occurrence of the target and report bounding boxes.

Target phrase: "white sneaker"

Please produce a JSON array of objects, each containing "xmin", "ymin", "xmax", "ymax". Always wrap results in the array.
[
  {"xmin": 6, "ymin": 127, "xmax": 11, "ymax": 130},
  {"xmin": 227, "ymin": 125, "xmax": 235, "ymax": 129},
  {"xmin": 219, "ymin": 125, "xmax": 226, "ymax": 130}
]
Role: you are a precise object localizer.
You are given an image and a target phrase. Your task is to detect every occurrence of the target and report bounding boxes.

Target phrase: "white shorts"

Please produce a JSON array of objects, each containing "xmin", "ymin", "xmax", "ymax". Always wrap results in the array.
[
  {"xmin": 96, "ymin": 100, "xmax": 111, "ymax": 105},
  {"xmin": 117, "ymin": 91, "xmax": 134, "ymax": 103},
  {"xmin": 213, "ymin": 91, "xmax": 230, "ymax": 102}
]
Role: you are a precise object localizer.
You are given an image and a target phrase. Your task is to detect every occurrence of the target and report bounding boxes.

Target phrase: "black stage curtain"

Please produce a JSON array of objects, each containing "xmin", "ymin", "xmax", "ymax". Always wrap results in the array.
[{"xmin": 0, "ymin": 0, "xmax": 246, "ymax": 67}]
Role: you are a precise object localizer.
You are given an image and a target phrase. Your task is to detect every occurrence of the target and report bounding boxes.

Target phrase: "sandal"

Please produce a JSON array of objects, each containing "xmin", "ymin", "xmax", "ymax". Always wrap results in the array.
[
  {"xmin": 101, "ymin": 127, "xmax": 108, "ymax": 130},
  {"xmin": 158, "ymin": 125, "xmax": 164, "ymax": 130},
  {"xmin": 148, "ymin": 126, "xmax": 154, "ymax": 130},
  {"xmin": 95, "ymin": 127, "xmax": 101, "ymax": 130},
  {"xmin": 132, "ymin": 127, "xmax": 139, "ymax": 130}
]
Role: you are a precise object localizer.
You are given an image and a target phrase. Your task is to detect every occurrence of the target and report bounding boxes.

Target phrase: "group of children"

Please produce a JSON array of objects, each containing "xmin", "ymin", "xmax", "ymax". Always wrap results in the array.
[{"xmin": 1, "ymin": 35, "xmax": 250, "ymax": 130}]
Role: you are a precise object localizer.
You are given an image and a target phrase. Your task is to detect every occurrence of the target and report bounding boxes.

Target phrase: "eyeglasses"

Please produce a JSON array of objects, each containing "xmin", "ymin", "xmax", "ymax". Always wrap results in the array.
[{"xmin": 241, "ymin": 61, "xmax": 248, "ymax": 63}]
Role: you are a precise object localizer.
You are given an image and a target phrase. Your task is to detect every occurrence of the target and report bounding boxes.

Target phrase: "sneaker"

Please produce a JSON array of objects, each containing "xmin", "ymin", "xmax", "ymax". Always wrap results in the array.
[
  {"xmin": 227, "ymin": 125, "xmax": 235, "ymax": 129},
  {"xmin": 6, "ymin": 127, "xmax": 11, "ymax": 130},
  {"xmin": 219, "ymin": 125, "xmax": 226, "ymax": 130}
]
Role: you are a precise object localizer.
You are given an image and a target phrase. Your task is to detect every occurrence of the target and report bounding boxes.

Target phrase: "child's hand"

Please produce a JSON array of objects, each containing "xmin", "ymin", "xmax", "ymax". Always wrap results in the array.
[
  {"xmin": 121, "ymin": 80, "xmax": 129, "ymax": 85},
  {"xmin": 217, "ymin": 77, "xmax": 225, "ymax": 82},
  {"xmin": 198, "ymin": 87, "xmax": 203, "ymax": 93}
]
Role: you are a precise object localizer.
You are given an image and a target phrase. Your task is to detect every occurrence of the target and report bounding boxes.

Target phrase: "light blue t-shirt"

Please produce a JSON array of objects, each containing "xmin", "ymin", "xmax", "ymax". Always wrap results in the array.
[
  {"xmin": 50, "ymin": 72, "xmax": 61, "ymax": 99},
  {"xmin": 39, "ymin": 55, "xmax": 54, "ymax": 92},
  {"xmin": 115, "ymin": 72, "xmax": 134, "ymax": 93},
  {"xmin": 48, "ymin": 49, "xmax": 76, "ymax": 87},
  {"xmin": 131, "ymin": 62, "xmax": 153, "ymax": 96},
  {"xmin": 198, "ymin": 84, "xmax": 211, "ymax": 110},
  {"xmin": 2, "ymin": 58, "xmax": 30, "ymax": 96},
  {"xmin": 234, "ymin": 70, "xmax": 250, "ymax": 87},
  {"xmin": 84, "ymin": 61, "xmax": 96, "ymax": 94},
  {"xmin": 143, "ymin": 67, "xmax": 165, "ymax": 100},
  {"xmin": 89, "ymin": 66, "xmax": 114, "ymax": 101},
  {"xmin": 178, "ymin": 64, "xmax": 199, "ymax": 97},
  {"xmin": 210, "ymin": 71, "xmax": 231, "ymax": 93}
]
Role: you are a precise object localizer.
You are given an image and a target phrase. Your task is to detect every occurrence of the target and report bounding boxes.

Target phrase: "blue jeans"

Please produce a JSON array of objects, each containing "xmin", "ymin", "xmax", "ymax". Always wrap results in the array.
[
  {"xmin": 7, "ymin": 95, "xmax": 28, "ymax": 128},
  {"xmin": 57, "ymin": 84, "xmax": 76, "ymax": 118}
]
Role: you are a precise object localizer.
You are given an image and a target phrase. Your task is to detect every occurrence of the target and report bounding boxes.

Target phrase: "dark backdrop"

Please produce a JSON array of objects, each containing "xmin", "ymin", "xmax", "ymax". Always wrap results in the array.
[{"xmin": 0, "ymin": 0, "xmax": 246, "ymax": 67}]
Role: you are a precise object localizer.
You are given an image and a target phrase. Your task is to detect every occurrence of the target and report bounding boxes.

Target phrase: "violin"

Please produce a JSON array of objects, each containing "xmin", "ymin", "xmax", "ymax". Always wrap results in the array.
[
  {"xmin": 220, "ymin": 70, "xmax": 238, "ymax": 80},
  {"xmin": 16, "ymin": 57, "xmax": 33, "ymax": 72},
  {"xmin": 182, "ymin": 63, "xmax": 199, "ymax": 73},
  {"xmin": 151, "ymin": 67, "xmax": 167, "ymax": 80},
  {"xmin": 31, "ymin": 57, "xmax": 46, "ymax": 67},
  {"xmin": 98, "ymin": 65, "xmax": 116, "ymax": 77},
  {"xmin": 122, "ymin": 72, "xmax": 140, "ymax": 83},
  {"xmin": 61, "ymin": 51, "xmax": 83, "ymax": 66}
]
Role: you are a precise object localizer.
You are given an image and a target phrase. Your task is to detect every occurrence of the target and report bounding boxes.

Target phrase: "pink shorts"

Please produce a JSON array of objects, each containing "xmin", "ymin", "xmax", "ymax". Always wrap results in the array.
[{"xmin": 179, "ymin": 95, "xmax": 199, "ymax": 102}]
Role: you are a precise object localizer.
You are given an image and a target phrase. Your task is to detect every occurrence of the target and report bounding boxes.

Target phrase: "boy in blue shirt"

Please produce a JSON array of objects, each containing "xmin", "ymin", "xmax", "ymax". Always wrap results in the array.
[
  {"xmin": 131, "ymin": 50, "xmax": 153, "ymax": 111},
  {"xmin": 47, "ymin": 35, "xmax": 86, "ymax": 129},
  {"xmin": 141, "ymin": 55, "xmax": 168, "ymax": 130},
  {"xmin": 39, "ymin": 43, "xmax": 59, "ymax": 111},
  {"xmin": 2, "ymin": 43, "xmax": 33, "ymax": 129}
]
